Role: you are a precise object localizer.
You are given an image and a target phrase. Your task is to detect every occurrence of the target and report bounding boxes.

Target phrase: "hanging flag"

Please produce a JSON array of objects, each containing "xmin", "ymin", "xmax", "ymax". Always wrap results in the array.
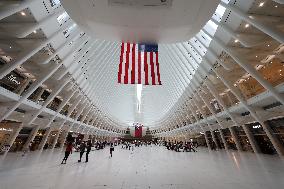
[
  {"xmin": 134, "ymin": 124, "xmax": 143, "ymax": 138},
  {"xmin": 118, "ymin": 42, "xmax": 162, "ymax": 85}
]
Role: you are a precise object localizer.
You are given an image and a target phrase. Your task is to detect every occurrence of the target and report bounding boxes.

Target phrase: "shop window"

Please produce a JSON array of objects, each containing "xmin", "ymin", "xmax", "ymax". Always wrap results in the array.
[
  {"xmin": 267, "ymin": 118, "xmax": 284, "ymax": 147},
  {"xmin": 234, "ymin": 126, "xmax": 251, "ymax": 151},
  {"xmin": 39, "ymin": 90, "xmax": 51, "ymax": 103},
  {"xmin": 28, "ymin": 87, "xmax": 43, "ymax": 102},
  {"xmin": 9, "ymin": 127, "xmax": 32, "ymax": 152},
  {"xmin": 48, "ymin": 97, "xmax": 61, "ymax": 111},
  {"xmin": 211, "ymin": 100, "xmax": 222, "ymax": 113},
  {"xmin": 222, "ymin": 128, "xmax": 230, "ymax": 137},
  {"xmin": 60, "ymin": 104, "xmax": 69, "ymax": 116},
  {"xmin": 247, "ymin": 123, "xmax": 276, "ymax": 154}
]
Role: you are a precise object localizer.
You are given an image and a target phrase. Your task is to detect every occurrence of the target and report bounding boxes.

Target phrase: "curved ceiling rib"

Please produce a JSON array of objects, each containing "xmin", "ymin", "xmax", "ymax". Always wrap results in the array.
[
  {"xmin": 76, "ymin": 17, "xmax": 220, "ymax": 127},
  {"xmin": 51, "ymin": 1, "xmax": 228, "ymax": 128}
]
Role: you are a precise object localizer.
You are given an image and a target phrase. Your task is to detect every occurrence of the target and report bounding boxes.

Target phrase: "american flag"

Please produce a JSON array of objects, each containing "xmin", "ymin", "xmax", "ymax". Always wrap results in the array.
[{"xmin": 118, "ymin": 42, "xmax": 162, "ymax": 85}]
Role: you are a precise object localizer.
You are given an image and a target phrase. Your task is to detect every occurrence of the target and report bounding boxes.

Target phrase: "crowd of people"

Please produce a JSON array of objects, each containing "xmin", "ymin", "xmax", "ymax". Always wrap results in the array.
[
  {"xmin": 61, "ymin": 139, "xmax": 118, "ymax": 164},
  {"xmin": 165, "ymin": 141, "xmax": 198, "ymax": 152},
  {"xmin": 60, "ymin": 139, "xmax": 199, "ymax": 165},
  {"xmin": 120, "ymin": 140, "xmax": 159, "ymax": 150}
]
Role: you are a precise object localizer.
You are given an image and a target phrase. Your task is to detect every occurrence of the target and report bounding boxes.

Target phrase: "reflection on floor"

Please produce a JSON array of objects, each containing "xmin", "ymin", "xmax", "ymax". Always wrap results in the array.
[{"xmin": 0, "ymin": 146, "xmax": 284, "ymax": 189}]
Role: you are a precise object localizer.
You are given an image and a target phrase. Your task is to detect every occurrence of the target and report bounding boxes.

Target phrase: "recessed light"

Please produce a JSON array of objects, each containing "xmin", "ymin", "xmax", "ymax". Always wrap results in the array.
[
  {"xmin": 275, "ymin": 5, "xmax": 278, "ymax": 8},
  {"xmin": 234, "ymin": 39, "xmax": 239, "ymax": 43},
  {"xmin": 20, "ymin": 11, "xmax": 26, "ymax": 16},
  {"xmin": 259, "ymin": 2, "xmax": 265, "ymax": 7},
  {"xmin": 9, "ymin": 46, "xmax": 12, "ymax": 49},
  {"xmin": 33, "ymin": 30, "xmax": 37, "ymax": 34},
  {"xmin": 245, "ymin": 24, "xmax": 250, "ymax": 28}
]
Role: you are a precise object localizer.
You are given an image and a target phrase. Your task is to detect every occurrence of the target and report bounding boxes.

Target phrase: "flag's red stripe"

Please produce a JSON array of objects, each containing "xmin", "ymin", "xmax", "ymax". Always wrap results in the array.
[
  {"xmin": 150, "ymin": 52, "xmax": 156, "ymax": 85},
  {"xmin": 118, "ymin": 43, "xmax": 124, "ymax": 83},
  {"xmin": 138, "ymin": 51, "xmax": 141, "ymax": 84},
  {"xmin": 144, "ymin": 52, "xmax": 149, "ymax": 85},
  {"xmin": 139, "ymin": 126, "xmax": 142, "ymax": 137},
  {"xmin": 155, "ymin": 52, "xmax": 161, "ymax": 85},
  {"xmin": 131, "ymin": 44, "xmax": 136, "ymax": 84},
  {"xmin": 124, "ymin": 43, "xmax": 130, "ymax": 84}
]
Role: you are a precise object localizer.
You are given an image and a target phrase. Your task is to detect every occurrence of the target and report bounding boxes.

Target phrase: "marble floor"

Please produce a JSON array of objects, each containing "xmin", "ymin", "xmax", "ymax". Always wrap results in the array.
[{"xmin": 0, "ymin": 146, "xmax": 284, "ymax": 189}]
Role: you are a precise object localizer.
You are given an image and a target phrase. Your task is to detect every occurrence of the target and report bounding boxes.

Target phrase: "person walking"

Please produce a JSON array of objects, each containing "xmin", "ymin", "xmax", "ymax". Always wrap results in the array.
[
  {"xmin": 110, "ymin": 143, "xmax": 114, "ymax": 157},
  {"xmin": 61, "ymin": 142, "xmax": 73, "ymax": 164},
  {"xmin": 78, "ymin": 141, "xmax": 86, "ymax": 162},
  {"xmin": 85, "ymin": 141, "xmax": 92, "ymax": 163}
]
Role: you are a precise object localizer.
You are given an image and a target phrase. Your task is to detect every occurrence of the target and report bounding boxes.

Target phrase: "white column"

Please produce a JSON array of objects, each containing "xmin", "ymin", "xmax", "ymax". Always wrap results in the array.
[
  {"xmin": 38, "ymin": 127, "xmax": 52, "ymax": 150},
  {"xmin": 22, "ymin": 125, "xmax": 40, "ymax": 151}
]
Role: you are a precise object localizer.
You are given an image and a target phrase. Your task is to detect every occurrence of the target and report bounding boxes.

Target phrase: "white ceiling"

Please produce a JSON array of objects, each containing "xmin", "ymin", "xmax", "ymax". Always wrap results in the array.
[
  {"xmin": 61, "ymin": 0, "xmax": 219, "ymax": 43},
  {"xmin": 59, "ymin": 0, "xmax": 225, "ymax": 127}
]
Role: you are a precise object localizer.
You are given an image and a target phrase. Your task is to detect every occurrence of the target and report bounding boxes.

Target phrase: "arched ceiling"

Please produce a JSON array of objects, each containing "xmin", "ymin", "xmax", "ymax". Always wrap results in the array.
[
  {"xmin": 61, "ymin": 0, "xmax": 220, "ymax": 43},
  {"xmin": 62, "ymin": 1, "xmax": 227, "ymax": 127}
]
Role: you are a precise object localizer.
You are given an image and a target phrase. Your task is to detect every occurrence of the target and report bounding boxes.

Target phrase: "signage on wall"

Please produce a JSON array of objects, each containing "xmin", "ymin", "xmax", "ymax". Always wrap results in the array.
[
  {"xmin": 0, "ymin": 128, "xmax": 13, "ymax": 132},
  {"xmin": 7, "ymin": 74, "xmax": 20, "ymax": 85},
  {"xmin": 253, "ymin": 125, "xmax": 261, "ymax": 129}
]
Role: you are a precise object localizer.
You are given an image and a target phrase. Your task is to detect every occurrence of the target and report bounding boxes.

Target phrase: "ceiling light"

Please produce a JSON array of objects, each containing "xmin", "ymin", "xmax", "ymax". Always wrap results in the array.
[
  {"xmin": 259, "ymin": 2, "xmax": 265, "ymax": 7},
  {"xmin": 275, "ymin": 5, "xmax": 278, "ymax": 8},
  {"xmin": 33, "ymin": 30, "xmax": 37, "ymax": 34},
  {"xmin": 234, "ymin": 39, "xmax": 239, "ymax": 43},
  {"xmin": 245, "ymin": 24, "xmax": 250, "ymax": 28},
  {"xmin": 9, "ymin": 46, "xmax": 12, "ymax": 49},
  {"xmin": 20, "ymin": 11, "xmax": 26, "ymax": 16}
]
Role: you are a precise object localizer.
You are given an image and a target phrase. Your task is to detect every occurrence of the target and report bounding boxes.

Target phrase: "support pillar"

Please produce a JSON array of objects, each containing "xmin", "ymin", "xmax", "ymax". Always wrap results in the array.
[
  {"xmin": 22, "ymin": 125, "xmax": 40, "ymax": 151},
  {"xmin": 59, "ymin": 127, "xmax": 71, "ymax": 148},
  {"xmin": 38, "ymin": 127, "xmax": 52, "ymax": 150},
  {"xmin": 50, "ymin": 129, "xmax": 61, "ymax": 149},
  {"xmin": 229, "ymin": 127, "xmax": 242, "ymax": 151},
  {"xmin": 242, "ymin": 125, "xmax": 261, "ymax": 153}
]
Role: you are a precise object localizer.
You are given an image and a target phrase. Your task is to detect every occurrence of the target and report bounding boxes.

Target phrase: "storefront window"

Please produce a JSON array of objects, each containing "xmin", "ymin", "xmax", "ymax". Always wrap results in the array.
[
  {"xmin": 247, "ymin": 122, "xmax": 276, "ymax": 154},
  {"xmin": 267, "ymin": 118, "xmax": 284, "ymax": 147}
]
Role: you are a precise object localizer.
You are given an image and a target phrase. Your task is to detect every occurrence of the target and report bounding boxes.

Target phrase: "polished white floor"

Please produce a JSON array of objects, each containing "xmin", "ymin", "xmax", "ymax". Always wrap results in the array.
[{"xmin": 0, "ymin": 146, "xmax": 284, "ymax": 189}]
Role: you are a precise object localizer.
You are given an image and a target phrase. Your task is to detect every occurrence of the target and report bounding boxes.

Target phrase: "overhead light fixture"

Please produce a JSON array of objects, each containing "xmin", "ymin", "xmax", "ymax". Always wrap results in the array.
[
  {"xmin": 20, "ymin": 11, "xmax": 26, "ymax": 16},
  {"xmin": 33, "ymin": 30, "xmax": 37, "ymax": 34},
  {"xmin": 259, "ymin": 2, "xmax": 264, "ymax": 7},
  {"xmin": 245, "ymin": 24, "xmax": 250, "ymax": 28}
]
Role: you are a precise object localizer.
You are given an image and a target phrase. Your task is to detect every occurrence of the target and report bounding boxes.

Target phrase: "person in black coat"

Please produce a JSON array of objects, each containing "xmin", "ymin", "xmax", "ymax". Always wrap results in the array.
[
  {"xmin": 110, "ymin": 143, "xmax": 114, "ymax": 157},
  {"xmin": 78, "ymin": 141, "xmax": 86, "ymax": 162},
  {"xmin": 85, "ymin": 141, "xmax": 92, "ymax": 163}
]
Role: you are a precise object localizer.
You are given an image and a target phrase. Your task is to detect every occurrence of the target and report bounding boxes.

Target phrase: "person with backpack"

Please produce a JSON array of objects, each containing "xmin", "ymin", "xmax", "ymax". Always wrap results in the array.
[
  {"xmin": 61, "ymin": 142, "xmax": 73, "ymax": 164},
  {"xmin": 78, "ymin": 141, "xmax": 86, "ymax": 162},
  {"xmin": 85, "ymin": 141, "xmax": 92, "ymax": 163}
]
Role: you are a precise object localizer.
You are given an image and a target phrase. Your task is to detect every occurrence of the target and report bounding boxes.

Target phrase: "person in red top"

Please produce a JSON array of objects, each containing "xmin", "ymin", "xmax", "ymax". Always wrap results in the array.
[{"xmin": 61, "ymin": 142, "xmax": 73, "ymax": 164}]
